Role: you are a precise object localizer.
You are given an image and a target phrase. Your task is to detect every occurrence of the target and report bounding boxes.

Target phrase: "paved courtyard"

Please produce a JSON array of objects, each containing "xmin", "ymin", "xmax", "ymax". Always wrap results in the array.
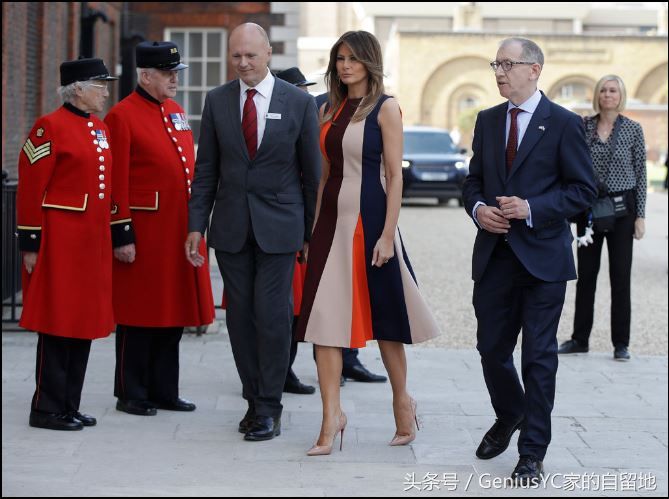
[{"xmin": 3, "ymin": 191, "xmax": 667, "ymax": 496}]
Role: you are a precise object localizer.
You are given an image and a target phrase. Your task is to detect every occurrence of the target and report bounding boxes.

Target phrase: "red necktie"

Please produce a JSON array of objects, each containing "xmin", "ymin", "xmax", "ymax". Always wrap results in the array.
[
  {"xmin": 506, "ymin": 107, "xmax": 523, "ymax": 173},
  {"xmin": 242, "ymin": 88, "xmax": 258, "ymax": 160}
]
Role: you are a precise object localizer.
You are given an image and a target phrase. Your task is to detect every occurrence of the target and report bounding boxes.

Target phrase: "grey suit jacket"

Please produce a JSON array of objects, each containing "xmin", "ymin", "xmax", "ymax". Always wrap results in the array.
[{"xmin": 188, "ymin": 77, "xmax": 321, "ymax": 254}]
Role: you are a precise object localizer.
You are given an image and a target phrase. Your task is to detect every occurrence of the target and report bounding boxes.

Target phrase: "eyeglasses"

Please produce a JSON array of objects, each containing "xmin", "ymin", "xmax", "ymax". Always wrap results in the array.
[
  {"xmin": 87, "ymin": 83, "xmax": 109, "ymax": 90},
  {"xmin": 489, "ymin": 60, "xmax": 536, "ymax": 72}
]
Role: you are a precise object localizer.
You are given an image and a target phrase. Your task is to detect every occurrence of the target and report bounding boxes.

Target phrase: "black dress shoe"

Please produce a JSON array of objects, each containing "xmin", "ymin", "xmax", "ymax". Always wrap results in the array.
[
  {"xmin": 558, "ymin": 339, "xmax": 589, "ymax": 354},
  {"xmin": 116, "ymin": 399, "xmax": 157, "ymax": 416},
  {"xmin": 476, "ymin": 417, "xmax": 524, "ymax": 459},
  {"xmin": 244, "ymin": 415, "xmax": 281, "ymax": 441},
  {"xmin": 29, "ymin": 411, "xmax": 83, "ymax": 431},
  {"xmin": 283, "ymin": 379, "xmax": 316, "ymax": 395},
  {"xmin": 69, "ymin": 411, "xmax": 97, "ymax": 426},
  {"xmin": 151, "ymin": 397, "xmax": 196, "ymax": 411},
  {"xmin": 614, "ymin": 345, "xmax": 631, "ymax": 361},
  {"xmin": 238, "ymin": 407, "xmax": 256, "ymax": 434},
  {"xmin": 342, "ymin": 363, "xmax": 387, "ymax": 383},
  {"xmin": 511, "ymin": 455, "xmax": 544, "ymax": 485}
]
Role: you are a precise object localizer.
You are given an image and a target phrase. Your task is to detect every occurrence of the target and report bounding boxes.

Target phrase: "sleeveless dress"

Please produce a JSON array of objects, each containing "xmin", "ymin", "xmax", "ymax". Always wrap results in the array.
[{"xmin": 296, "ymin": 95, "xmax": 439, "ymax": 348}]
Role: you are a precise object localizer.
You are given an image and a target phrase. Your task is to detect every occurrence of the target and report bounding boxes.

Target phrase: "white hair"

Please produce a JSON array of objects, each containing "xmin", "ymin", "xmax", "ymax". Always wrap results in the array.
[
  {"xmin": 500, "ymin": 37, "xmax": 544, "ymax": 68},
  {"xmin": 57, "ymin": 81, "xmax": 91, "ymax": 104},
  {"xmin": 136, "ymin": 67, "xmax": 155, "ymax": 82}
]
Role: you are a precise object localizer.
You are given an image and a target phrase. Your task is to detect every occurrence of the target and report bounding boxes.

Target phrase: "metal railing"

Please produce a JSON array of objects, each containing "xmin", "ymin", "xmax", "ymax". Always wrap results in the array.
[{"xmin": 2, "ymin": 171, "xmax": 22, "ymax": 326}]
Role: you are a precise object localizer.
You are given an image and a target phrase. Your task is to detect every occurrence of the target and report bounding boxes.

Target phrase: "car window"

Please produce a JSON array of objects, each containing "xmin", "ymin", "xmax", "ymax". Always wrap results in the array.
[{"xmin": 404, "ymin": 131, "xmax": 458, "ymax": 155}]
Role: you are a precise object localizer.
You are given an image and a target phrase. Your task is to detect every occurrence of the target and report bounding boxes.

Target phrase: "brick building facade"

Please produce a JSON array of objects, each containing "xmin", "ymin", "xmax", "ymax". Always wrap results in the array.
[
  {"xmin": 2, "ymin": 2, "xmax": 291, "ymax": 310},
  {"xmin": 1, "ymin": 1, "xmax": 295, "ymax": 179},
  {"xmin": 2, "ymin": 2, "xmax": 121, "ymax": 180}
]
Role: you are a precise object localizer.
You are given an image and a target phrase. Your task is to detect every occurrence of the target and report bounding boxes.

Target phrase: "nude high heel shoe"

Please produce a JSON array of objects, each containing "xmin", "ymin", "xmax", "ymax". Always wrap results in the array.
[
  {"xmin": 307, "ymin": 412, "xmax": 347, "ymax": 456},
  {"xmin": 389, "ymin": 398, "xmax": 419, "ymax": 446}
]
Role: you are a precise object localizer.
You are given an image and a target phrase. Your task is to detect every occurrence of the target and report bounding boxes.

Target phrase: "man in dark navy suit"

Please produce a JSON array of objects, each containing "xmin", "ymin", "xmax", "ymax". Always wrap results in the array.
[{"xmin": 462, "ymin": 37, "xmax": 596, "ymax": 484}]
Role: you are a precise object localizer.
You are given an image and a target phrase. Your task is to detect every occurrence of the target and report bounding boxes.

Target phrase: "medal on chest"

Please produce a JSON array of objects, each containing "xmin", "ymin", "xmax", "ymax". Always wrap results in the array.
[
  {"xmin": 95, "ymin": 130, "xmax": 110, "ymax": 149},
  {"xmin": 170, "ymin": 113, "xmax": 191, "ymax": 131}
]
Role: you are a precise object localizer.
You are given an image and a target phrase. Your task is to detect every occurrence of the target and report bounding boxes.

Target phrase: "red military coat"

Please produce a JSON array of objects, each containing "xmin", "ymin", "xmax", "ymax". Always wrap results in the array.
[
  {"xmin": 17, "ymin": 104, "xmax": 115, "ymax": 339},
  {"xmin": 104, "ymin": 88, "xmax": 214, "ymax": 327}
]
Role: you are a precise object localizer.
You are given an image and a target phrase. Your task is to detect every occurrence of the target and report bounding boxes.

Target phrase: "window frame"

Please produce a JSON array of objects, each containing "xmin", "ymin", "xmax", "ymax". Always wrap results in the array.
[{"xmin": 165, "ymin": 27, "xmax": 228, "ymax": 143}]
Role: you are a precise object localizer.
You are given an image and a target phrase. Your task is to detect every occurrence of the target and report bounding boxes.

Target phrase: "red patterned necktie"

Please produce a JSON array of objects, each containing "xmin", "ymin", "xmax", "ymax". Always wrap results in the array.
[
  {"xmin": 242, "ymin": 88, "xmax": 258, "ymax": 159},
  {"xmin": 506, "ymin": 107, "xmax": 524, "ymax": 173}
]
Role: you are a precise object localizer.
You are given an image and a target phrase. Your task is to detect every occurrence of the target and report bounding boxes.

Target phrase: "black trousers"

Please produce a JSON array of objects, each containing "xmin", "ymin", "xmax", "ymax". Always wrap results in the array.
[
  {"xmin": 31, "ymin": 333, "xmax": 92, "ymax": 414},
  {"xmin": 286, "ymin": 318, "xmax": 302, "ymax": 386},
  {"xmin": 216, "ymin": 239, "xmax": 295, "ymax": 418},
  {"xmin": 474, "ymin": 240, "xmax": 566, "ymax": 461},
  {"xmin": 572, "ymin": 211, "xmax": 636, "ymax": 348},
  {"xmin": 342, "ymin": 348, "xmax": 360, "ymax": 367},
  {"xmin": 114, "ymin": 325, "xmax": 183, "ymax": 402}
]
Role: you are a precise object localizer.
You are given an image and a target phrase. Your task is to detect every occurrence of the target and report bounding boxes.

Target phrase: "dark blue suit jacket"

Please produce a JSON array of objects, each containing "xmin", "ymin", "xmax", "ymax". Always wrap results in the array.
[{"xmin": 462, "ymin": 93, "xmax": 596, "ymax": 283}]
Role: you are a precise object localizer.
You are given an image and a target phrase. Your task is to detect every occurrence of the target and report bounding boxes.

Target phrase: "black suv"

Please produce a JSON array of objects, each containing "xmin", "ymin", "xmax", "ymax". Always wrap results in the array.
[{"xmin": 401, "ymin": 126, "xmax": 469, "ymax": 206}]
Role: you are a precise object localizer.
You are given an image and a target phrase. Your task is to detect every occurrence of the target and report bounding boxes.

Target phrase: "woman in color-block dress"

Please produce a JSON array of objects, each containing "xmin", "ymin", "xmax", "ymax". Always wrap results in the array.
[{"xmin": 296, "ymin": 31, "xmax": 439, "ymax": 455}]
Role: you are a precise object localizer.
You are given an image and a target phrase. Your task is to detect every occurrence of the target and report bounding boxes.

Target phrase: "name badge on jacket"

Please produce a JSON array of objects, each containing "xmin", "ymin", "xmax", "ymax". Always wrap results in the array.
[{"xmin": 266, "ymin": 113, "xmax": 282, "ymax": 120}]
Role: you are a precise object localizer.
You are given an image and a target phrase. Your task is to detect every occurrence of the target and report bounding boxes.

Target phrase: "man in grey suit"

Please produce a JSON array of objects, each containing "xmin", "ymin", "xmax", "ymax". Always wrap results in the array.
[{"xmin": 185, "ymin": 23, "xmax": 321, "ymax": 441}]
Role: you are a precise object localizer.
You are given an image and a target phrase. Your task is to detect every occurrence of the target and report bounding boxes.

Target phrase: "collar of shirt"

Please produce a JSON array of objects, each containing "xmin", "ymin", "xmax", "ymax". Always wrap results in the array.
[
  {"xmin": 239, "ymin": 69, "xmax": 274, "ymax": 100},
  {"xmin": 505, "ymin": 88, "xmax": 542, "ymax": 146},
  {"xmin": 507, "ymin": 88, "xmax": 542, "ymax": 116}
]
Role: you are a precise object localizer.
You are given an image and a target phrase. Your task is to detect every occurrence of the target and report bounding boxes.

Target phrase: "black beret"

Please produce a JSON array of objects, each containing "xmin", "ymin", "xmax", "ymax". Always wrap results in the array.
[
  {"xmin": 136, "ymin": 41, "xmax": 188, "ymax": 71},
  {"xmin": 275, "ymin": 67, "xmax": 316, "ymax": 87},
  {"xmin": 60, "ymin": 58, "xmax": 118, "ymax": 86}
]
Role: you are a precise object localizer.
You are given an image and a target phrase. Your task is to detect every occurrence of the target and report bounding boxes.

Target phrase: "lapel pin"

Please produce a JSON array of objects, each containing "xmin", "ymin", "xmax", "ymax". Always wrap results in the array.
[{"xmin": 538, "ymin": 126, "xmax": 545, "ymax": 131}]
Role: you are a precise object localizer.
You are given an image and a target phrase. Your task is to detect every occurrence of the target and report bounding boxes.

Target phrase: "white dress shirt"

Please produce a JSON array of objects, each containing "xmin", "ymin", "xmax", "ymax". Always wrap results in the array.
[
  {"xmin": 505, "ymin": 88, "xmax": 542, "ymax": 148},
  {"xmin": 239, "ymin": 69, "xmax": 275, "ymax": 150}
]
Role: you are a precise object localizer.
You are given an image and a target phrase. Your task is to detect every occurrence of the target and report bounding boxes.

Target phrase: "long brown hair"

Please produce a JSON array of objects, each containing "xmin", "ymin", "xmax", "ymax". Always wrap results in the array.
[{"xmin": 323, "ymin": 31, "xmax": 385, "ymax": 124}]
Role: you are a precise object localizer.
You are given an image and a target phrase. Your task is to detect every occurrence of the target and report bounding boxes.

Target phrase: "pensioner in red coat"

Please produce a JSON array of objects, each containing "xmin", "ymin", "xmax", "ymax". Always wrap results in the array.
[
  {"xmin": 105, "ymin": 89, "xmax": 214, "ymax": 327},
  {"xmin": 17, "ymin": 105, "xmax": 115, "ymax": 339}
]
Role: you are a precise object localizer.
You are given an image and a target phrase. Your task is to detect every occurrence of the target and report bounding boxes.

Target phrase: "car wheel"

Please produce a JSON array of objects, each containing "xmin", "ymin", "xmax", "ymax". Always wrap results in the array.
[
  {"xmin": 458, "ymin": 198, "xmax": 465, "ymax": 207},
  {"xmin": 437, "ymin": 198, "xmax": 449, "ymax": 206}
]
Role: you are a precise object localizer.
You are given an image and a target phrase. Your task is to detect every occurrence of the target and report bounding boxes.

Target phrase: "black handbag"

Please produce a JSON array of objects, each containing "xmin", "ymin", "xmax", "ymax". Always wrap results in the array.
[
  {"xmin": 610, "ymin": 194, "xmax": 629, "ymax": 218},
  {"xmin": 591, "ymin": 196, "xmax": 616, "ymax": 232}
]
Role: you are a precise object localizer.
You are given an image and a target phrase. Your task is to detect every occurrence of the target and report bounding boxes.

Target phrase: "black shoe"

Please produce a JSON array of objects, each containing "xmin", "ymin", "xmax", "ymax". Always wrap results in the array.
[
  {"xmin": 342, "ymin": 363, "xmax": 387, "ymax": 383},
  {"xmin": 116, "ymin": 399, "xmax": 157, "ymax": 416},
  {"xmin": 283, "ymin": 379, "xmax": 316, "ymax": 395},
  {"xmin": 238, "ymin": 407, "xmax": 256, "ymax": 434},
  {"xmin": 69, "ymin": 411, "xmax": 97, "ymax": 426},
  {"xmin": 476, "ymin": 417, "xmax": 524, "ymax": 459},
  {"xmin": 150, "ymin": 397, "xmax": 196, "ymax": 411},
  {"xmin": 614, "ymin": 345, "xmax": 631, "ymax": 361},
  {"xmin": 558, "ymin": 339, "xmax": 589, "ymax": 354},
  {"xmin": 29, "ymin": 411, "xmax": 83, "ymax": 431},
  {"xmin": 340, "ymin": 376, "xmax": 346, "ymax": 387},
  {"xmin": 511, "ymin": 455, "xmax": 544, "ymax": 485},
  {"xmin": 244, "ymin": 415, "xmax": 281, "ymax": 441}
]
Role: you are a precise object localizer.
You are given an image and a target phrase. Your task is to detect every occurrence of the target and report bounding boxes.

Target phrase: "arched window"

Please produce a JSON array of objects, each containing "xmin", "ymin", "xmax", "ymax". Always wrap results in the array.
[
  {"xmin": 458, "ymin": 96, "xmax": 479, "ymax": 113},
  {"xmin": 548, "ymin": 76, "xmax": 596, "ymax": 105}
]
